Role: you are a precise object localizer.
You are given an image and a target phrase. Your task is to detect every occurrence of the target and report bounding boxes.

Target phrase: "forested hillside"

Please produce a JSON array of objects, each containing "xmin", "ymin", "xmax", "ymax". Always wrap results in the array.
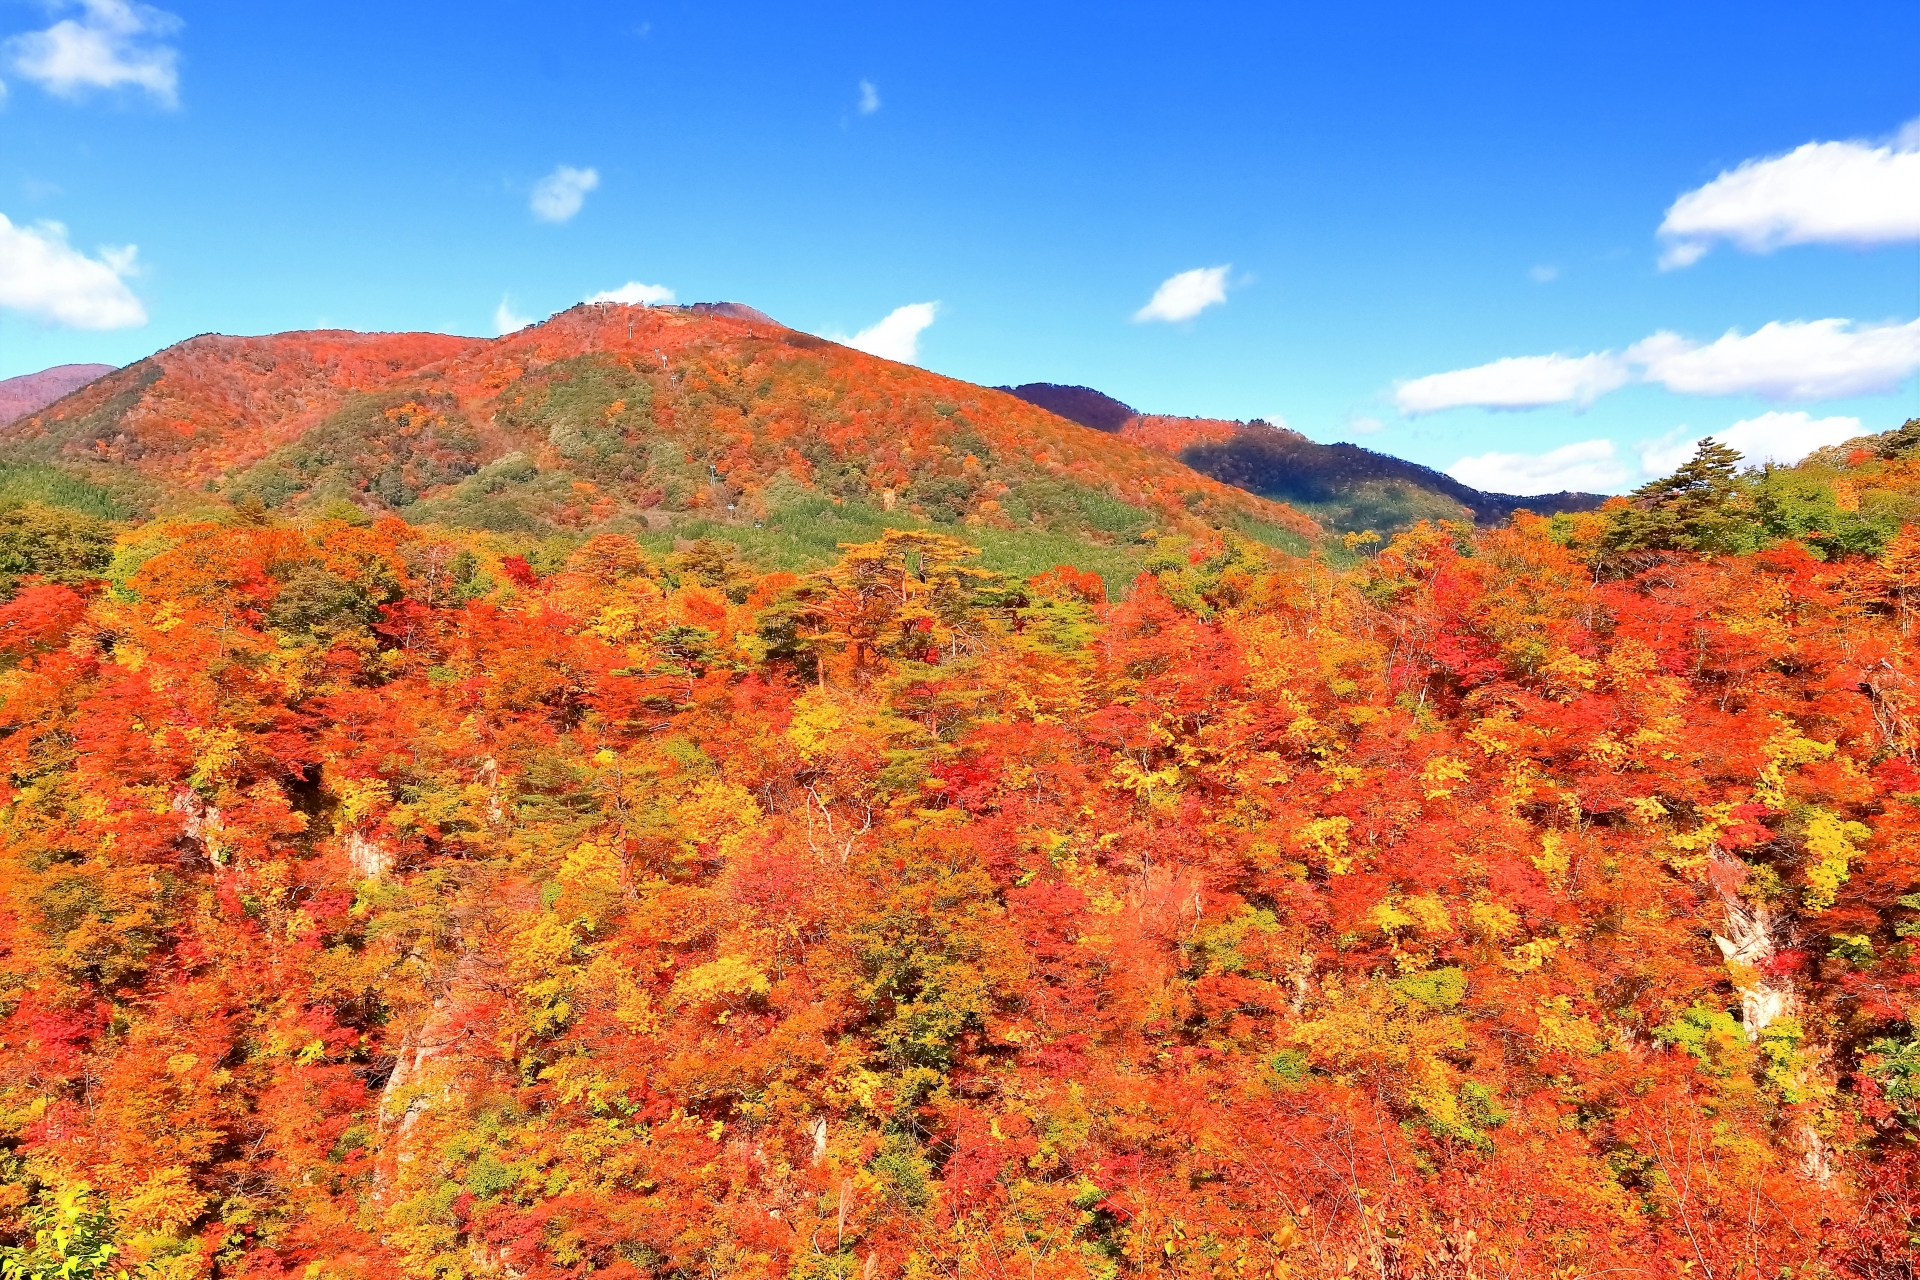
[
  {"xmin": 0, "ymin": 306, "xmax": 1315, "ymax": 591},
  {"xmin": 1, "ymin": 408, "xmax": 1920, "ymax": 1277}
]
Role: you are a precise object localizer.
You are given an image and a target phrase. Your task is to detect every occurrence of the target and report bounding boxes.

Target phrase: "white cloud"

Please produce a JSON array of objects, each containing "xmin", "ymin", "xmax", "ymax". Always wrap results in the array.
[
  {"xmin": 837, "ymin": 302, "xmax": 938, "ymax": 364},
  {"xmin": 586, "ymin": 281, "xmax": 674, "ymax": 305},
  {"xmin": 1346, "ymin": 416, "xmax": 1386, "ymax": 435},
  {"xmin": 1394, "ymin": 352, "xmax": 1630, "ymax": 415},
  {"xmin": 1448, "ymin": 439, "xmax": 1632, "ymax": 496},
  {"xmin": 5, "ymin": 0, "xmax": 181, "ymax": 106},
  {"xmin": 1658, "ymin": 122, "xmax": 1920, "ymax": 267},
  {"xmin": 531, "ymin": 165, "xmax": 599, "ymax": 223},
  {"xmin": 1398, "ymin": 316, "xmax": 1920, "ymax": 415},
  {"xmin": 1638, "ymin": 412, "xmax": 1865, "ymax": 476},
  {"xmin": 1529, "ymin": 264, "xmax": 1559, "ymax": 283},
  {"xmin": 858, "ymin": 79, "xmax": 880, "ymax": 114},
  {"xmin": 1629, "ymin": 318, "xmax": 1920, "ymax": 401},
  {"xmin": 1133, "ymin": 265, "xmax": 1230, "ymax": 323},
  {"xmin": 0, "ymin": 213, "xmax": 144, "ymax": 328},
  {"xmin": 493, "ymin": 296, "xmax": 531, "ymax": 335}
]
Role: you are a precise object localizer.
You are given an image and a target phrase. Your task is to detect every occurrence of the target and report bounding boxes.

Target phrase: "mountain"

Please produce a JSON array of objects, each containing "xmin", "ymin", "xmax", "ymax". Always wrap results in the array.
[
  {"xmin": 0, "ymin": 305, "xmax": 1317, "ymax": 588},
  {"xmin": 1000, "ymin": 382, "xmax": 1607, "ymax": 533},
  {"xmin": 0, "ymin": 363, "xmax": 115, "ymax": 426}
]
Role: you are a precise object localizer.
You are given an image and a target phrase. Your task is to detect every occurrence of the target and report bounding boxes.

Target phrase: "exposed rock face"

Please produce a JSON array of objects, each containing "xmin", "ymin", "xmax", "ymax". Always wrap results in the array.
[
  {"xmin": 1708, "ymin": 846, "xmax": 1835, "ymax": 1185},
  {"xmin": 0, "ymin": 364, "xmax": 115, "ymax": 427},
  {"xmin": 172, "ymin": 788, "xmax": 225, "ymax": 863},
  {"xmin": 1710, "ymin": 847, "xmax": 1795, "ymax": 1037},
  {"xmin": 346, "ymin": 829, "xmax": 393, "ymax": 878}
]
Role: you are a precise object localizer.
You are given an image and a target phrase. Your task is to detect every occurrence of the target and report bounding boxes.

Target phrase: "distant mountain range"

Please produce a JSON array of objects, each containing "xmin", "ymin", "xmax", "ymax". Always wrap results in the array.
[
  {"xmin": 0, "ymin": 363, "xmax": 115, "ymax": 426},
  {"xmin": 999, "ymin": 382, "xmax": 1607, "ymax": 531}
]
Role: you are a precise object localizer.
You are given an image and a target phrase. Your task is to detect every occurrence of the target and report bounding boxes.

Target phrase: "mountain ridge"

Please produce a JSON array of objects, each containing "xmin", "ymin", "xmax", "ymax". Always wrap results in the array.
[{"xmin": 999, "ymin": 380, "xmax": 1608, "ymax": 532}]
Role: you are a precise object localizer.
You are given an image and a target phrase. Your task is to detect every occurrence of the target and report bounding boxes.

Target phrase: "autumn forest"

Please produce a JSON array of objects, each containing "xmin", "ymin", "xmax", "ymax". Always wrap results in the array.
[{"xmin": 1, "ymin": 304, "xmax": 1918, "ymax": 1279}]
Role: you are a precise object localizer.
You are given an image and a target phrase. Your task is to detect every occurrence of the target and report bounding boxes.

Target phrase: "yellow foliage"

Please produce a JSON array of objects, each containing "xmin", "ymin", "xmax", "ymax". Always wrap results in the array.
[
  {"xmin": 1465, "ymin": 901, "xmax": 1520, "ymax": 940},
  {"xmin": 1802, "ymin": 806, "xmax": 1870, "ymax": 909},
  {"xmin": 1756, "ymin": 722, "xmax": 1835, "ymax": 807},
  {"xmin": 1419, "ymin": 754, "xmax": 1471, "ymax": 799},
  {"xmin": 1293, "ymin": 816, "xmax": 1353, "ymax": 874},
  {"xmin": 337, "ymin": 775, "xmax": 392, "ymax": 826},
  {"xmin": 672, "ymin": 955, "xmax": 771, "ymax": 1006},
  {"xmin": 119, "ymin": 1164, "xmax": 204, "ymax": 1235},
  {"xmin": 785, "ymin": 688, "xmax": 847, "ymax": 760},
  {"xmin": 1532, "ymin": 830, "xmax": 1570, "ymax": 880},
  {"xmin": 1503, "ymin": 937, "xmax": 1560, "ymax": 972}
]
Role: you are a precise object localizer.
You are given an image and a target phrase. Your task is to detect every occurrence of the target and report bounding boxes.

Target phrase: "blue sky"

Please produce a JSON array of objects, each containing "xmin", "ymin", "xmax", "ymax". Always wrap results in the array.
[{"xmin": 1, "ymin": 1, "xmax": 1916, "ymax": 494}]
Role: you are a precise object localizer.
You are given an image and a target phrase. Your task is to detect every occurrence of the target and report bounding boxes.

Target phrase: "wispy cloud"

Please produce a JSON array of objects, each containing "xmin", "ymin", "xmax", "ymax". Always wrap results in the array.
[
  {"xmin": 1396, "ymin": 316, "xmax": 1920, "ymax": 414},
  {"xmin": 1658, "ymin": 120, "xmax": 1920, "ymax": 268},
  {"xmin": 1133, "ymin": 266, "xmax": 1230, "ymax": 323},
  {"xmin": 1639, "ymin": 412, "xmax": 1865, "ymax": 476},
  {"xmin": 1529, "ymin": 264, "xmax": 1559, "ymax": 283},
  {"xmin": 1395, "ymin": 353, "xmax": 1630, "ymax": 416},
  {"xmin": 835, "ymin": 302, "xmax": 938, "ymax": 364},
  {"xmin": 0, "ymin": 213, "xmax": 145, "ymax": 328},
  {"xmin": 531, "ymin": 165, "xmax": 599, "ymax": 223},
  {"xmin": 5, "ymin": 0, "xmax": 182, "ymax": 106},
  {"xmin": 586, "ymin": 281, "xmax": 675, "ymax": 305},
  {"xmin": 493, "ymin": 296, "xmax": 531, "ymax": 335},
  {"xmin": 1447, "ymin": 439, "xmax": 1632, "ymax": 496},
  {"xmin": 857, "ymin": 79, "xmax": 880, "ymax": 115}
]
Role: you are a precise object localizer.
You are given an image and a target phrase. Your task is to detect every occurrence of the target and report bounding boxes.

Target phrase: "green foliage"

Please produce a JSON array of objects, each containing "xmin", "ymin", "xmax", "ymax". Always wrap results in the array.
[
  {"xmin": 1267, "ymin": 1048, "xmax": 1310, "ymax": 1086},
  {"xmin": 0, "ymin": 1185, "xmax": 128, "ymax": 1280},
  {"xmin": 854, "ymin": 864, "xmax": 1015, "ymax": 1073},
  {"xmin": 998, "ymin": 478, "xmax": 1154, "ymax": 543},
  {"xmin": 228, "ymin": 391, "xmax": 481, "ymax": 513},
  {"xmin": 1391, "ymin": 966, "xmax": 1467, "ymax": 1011},
  {"xmin": 869, "ymin": 1132, "xmax": 935, "ymax": 1211},
  {"xmin": 497, "ymin": 355, "xmax": 657, "ymax": 480},
  {"xmin": 405, "ymin": 453, "xmax": 560, "ymax": 533},
  {"xmin": 1603, "ymin": 439, "xmax": 1752, "ymax": 554},
  {"xmin": 0, "ymin": 502, "xmax": 117, "ymax": 598},
  {"xmin": 1186, "ymin": 906, "xmax": 1280, "ymax": 976},
  {"xmin": 1654, "ymin": 1004, "xmax": 1749, "ymax": 1075},
  {"xmin": 0, "ymin": 465, "xmax": 128, "ymax": 520},
  {"xmin": 0, "ymin": 362, "xmax": 160, "ymax": 466},
  {"xmin": 1603, "ymin": 437, "xmax": 1899, "ymax": 559},
  {"xmin": 1863, "ymin": 1035, "xmax": 1920, "ymax": 1128},
  {"xmin": 1286, "ymin": 479, "xmax": 1469, "ymax": 539},
  {"xmin": 1148, "ymin": 533, "xmax": 1280, "ymax": 617},
  {"xmin": 644, "ymin": 492, "xmax": 1148, "ymax": 596},
  {"xmin": 264, "ymin": 561, "xmax": 385, "ymax": 642}
]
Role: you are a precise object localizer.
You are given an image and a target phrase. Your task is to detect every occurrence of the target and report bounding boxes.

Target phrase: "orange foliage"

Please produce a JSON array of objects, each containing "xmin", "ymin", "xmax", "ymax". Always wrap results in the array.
[
  {"xmin": 0, "ymin": 510, "xmax": 1916, "ymax": 1278},
  {"xmin": 1117, "ymin": 414, "xmax": 1240, "ymax": 455}
]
